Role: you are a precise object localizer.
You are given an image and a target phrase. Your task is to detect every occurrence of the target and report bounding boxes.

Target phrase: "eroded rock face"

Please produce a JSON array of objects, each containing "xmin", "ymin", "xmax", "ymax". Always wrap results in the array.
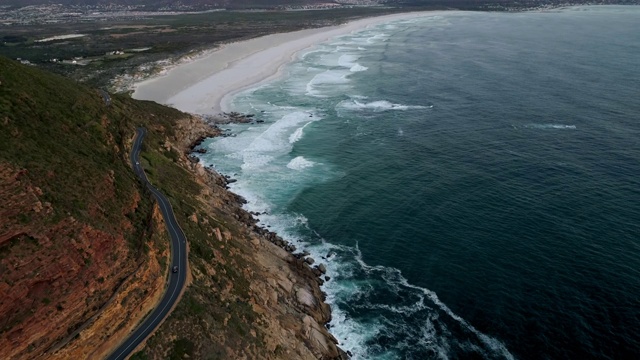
[
  {"xmin": 0, "ymin": 163, "xmax": 167, "ymax": 360},
  {"xmin": 139, "ymin": 117, "xmax": 348, "ymax": 360},
  {"xmin": 172, "ymin": 115, "xmax": 221, "ymax": 155}
]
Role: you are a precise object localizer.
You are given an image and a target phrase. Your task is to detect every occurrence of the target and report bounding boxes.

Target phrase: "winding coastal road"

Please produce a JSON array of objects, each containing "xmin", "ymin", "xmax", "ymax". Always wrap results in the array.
[{"xmin": 107, "ymin": 128, "xmax": 187, "ymax": 360}]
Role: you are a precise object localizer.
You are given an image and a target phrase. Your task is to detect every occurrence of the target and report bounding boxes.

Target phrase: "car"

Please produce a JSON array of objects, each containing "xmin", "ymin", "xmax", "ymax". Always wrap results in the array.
[{"xmin": 172, "ymin": 266, "xmax": 178, "ymax": 273}]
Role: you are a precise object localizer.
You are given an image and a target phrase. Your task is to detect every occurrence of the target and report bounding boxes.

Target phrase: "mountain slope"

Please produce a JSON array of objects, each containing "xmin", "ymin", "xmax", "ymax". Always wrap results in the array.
[
  {"xmin": 0, "ymin": 56, "xmax": 185, "ymax": 359},
  {"xmin": 0, "ymin": 57, "xmax": 346, "ymax": 360}
]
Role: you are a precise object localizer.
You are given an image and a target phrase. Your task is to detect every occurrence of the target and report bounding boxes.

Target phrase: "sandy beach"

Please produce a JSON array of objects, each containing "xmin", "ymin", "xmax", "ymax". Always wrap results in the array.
[{"xmin": 132, "ymin": 11, "xmax": 435, "ymax": 115}]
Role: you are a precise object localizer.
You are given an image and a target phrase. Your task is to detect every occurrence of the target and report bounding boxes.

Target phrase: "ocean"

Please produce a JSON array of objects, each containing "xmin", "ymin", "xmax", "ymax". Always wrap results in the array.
[{"xmin": 196, "ymin": 6, "xmax": 640, "ymax": 359}]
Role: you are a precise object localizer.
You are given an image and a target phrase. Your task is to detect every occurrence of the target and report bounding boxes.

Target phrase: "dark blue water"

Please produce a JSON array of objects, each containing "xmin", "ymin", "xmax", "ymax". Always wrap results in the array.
[{"xmin": 201, "ymin": 7, "xmax": 640, "ymax": 359}]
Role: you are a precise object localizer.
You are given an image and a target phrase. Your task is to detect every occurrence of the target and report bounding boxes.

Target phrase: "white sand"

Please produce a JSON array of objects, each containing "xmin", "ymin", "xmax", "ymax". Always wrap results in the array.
[{"xmin": 132, "ymin": 11, "xmax": 437, "ymax": 115}]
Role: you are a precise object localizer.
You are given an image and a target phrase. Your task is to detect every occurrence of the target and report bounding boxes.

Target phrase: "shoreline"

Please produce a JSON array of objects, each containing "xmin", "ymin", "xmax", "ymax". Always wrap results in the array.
[
  {"xmin": 131, "ymin": 11, "xmax": 439, "ymax": 358},
  {"xmin": 132, "ymin": 11, "xmax": 440, "ymax": 115},
  {"xmin": 173, "ymin": 118, "xmax": 350, "ymax": 359}
]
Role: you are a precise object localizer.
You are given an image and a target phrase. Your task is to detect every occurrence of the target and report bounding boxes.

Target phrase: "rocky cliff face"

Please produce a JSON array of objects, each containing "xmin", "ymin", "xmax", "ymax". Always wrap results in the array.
[
  {"xmin": 48, "ymin": 201, "xmax": 168, "ymax": 360},
  {"xmin": 1, "ymin": 56, "xmax": 346, "ymax": 360},
  {"xmin": 0, "ymin": 163, "xmax": 166, "ymax": 359},
  {"xmin": 0, "ymin": 56, "xmax": 179, "ymax": 360},
  {"xmin": 133, "ymin": 117, "xmax": 347, "ymax": 359}
]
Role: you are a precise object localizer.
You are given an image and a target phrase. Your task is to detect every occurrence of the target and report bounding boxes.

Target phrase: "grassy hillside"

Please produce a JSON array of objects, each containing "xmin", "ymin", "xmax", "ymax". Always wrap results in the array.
[
  {"xmin": 0, "ymin": 56, "xmax": 189, "ymax": 359},
  {"xmin": 0, "ymin": 56, "xmax": 183, "ymax": 241},
  {"xmin": 0, "ymin": 54, "xmax": 275, "ymax": 359},
  {"xmin": 0, "ymin": 56, "xmax": 341, "ymax": 360}
]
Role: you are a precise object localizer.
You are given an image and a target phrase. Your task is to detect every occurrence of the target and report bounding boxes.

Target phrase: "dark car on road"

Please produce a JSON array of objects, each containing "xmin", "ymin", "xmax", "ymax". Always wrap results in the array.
[{"xmin": 172, "ymin": 266, "xmax": 178, "ymax": 273}]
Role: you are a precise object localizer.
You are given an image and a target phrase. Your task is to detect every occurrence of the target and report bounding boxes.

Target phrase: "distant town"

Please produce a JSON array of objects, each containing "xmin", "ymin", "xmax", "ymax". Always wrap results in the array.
[
  {"xmin": 0, "ymin": 2, "xmax": 383, "ymax": 26},
  {"xmin": 0, "ymin": 4, "xmax": 218, "ymax": 26},
  {"xmin": 0, "ymin": 0, "xmax": 602, "ymax": 26}
]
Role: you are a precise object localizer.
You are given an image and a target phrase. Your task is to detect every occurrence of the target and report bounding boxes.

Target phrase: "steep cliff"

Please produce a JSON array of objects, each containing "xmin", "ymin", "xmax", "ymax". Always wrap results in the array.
[
  {"xmin": 130, "ymin": 117, "xmax": 347, "ymax": 359},
  {"xmin": 0, "ymin": 57, "xmax": 180, "ymax": 359},
  {"xmin": 0, "ymin": 57, "xmax": 345, "ymax": 359}
]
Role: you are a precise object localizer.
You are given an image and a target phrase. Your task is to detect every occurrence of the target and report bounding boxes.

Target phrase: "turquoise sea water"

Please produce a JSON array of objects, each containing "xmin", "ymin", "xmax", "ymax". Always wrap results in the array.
[{"xmin": 198, "ymin": 7, "xmax": 640, "ymax": 359}]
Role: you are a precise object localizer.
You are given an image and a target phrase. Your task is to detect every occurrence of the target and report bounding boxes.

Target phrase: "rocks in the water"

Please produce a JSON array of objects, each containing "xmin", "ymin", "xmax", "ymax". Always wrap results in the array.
[
  {"xmin": 317, "ymin": 264, "xmax": 326, "ymax": 274},
  {"xmin": 285, "ymin": 244, "xmax": 296, "ymax": 253},
  {"xmin": 217, "ymin": 111, "xmax": 257, "ymax": 124},
  {"xmin": 205, "ymin": 111, "xmax": 267, "ymax": 126},
  {"xmin": 305, "ymin": 257, "xmax": 315, "ymax": 265},
  {"xmin": 191, "ymin": 136, "xmax": 208, "ymax": 148},
  {"xmin": 324, "ymin": 276, "xmax": 331, "ymax": 282}
]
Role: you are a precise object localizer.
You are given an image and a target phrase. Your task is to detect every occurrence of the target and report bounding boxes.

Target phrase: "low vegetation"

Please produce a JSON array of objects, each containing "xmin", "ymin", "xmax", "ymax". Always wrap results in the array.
[
  {"xmin": 0, "ymin": 56, "xmax": 286, "ymax": 358},
  {"xmin": 0, "ymin": 7, "xmax": 408, "ymax": 90},
  {"xmin": 0, "ymin": 56, "xmax": 192, "ymax": 358}
]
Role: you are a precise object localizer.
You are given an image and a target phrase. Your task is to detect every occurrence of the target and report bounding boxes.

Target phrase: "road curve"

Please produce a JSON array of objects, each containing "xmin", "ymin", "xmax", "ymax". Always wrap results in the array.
[
  {"xmin": 107, "ymin": 128, "xmax": 188, "ymax": 360},
  {"xmin": 99, "ymin": 89, "xmax": 111, "ymax": 106}
]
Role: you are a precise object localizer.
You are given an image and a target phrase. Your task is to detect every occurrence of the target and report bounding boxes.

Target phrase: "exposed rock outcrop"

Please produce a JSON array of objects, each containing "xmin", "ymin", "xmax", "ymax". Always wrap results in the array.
[
  {"xmin": 171, "ymin": 115, "xmax": 221, "ymax": 155},
  {"xmin": 137, "ymin": 117, "xmax": 348, "ymax": 360},
  {"xmin": 0, "ymin": 163, "xmax": 167, "ymax": 360}
]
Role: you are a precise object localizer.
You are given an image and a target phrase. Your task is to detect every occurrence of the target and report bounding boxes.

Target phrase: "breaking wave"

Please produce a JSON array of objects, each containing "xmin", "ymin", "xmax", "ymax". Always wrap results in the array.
[
  {"xmin": 338, "ymin": 99, "xmax": 431, "ymax": 112},
  {"xmin": 287, "ymin": 156, "xmax": 315, "ymax": 170},
  {"xmin": 250, "ymin": 211, "xmax": 516, "ymax": 360},
  {"xmin": 199, "ymin": 14, "xmax": 518, "ymax": 360},
  {"xmin": 524, "ymin": 123, "xmax": 577, "ymax": 130}
]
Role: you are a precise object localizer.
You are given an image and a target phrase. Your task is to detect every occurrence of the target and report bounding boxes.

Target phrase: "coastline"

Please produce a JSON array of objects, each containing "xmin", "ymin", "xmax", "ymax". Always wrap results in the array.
[
  {"xmin": 132, "ymin": 11, "xmax": 438, "ymax": 115},
  {"xmin": 168, "ymin": 117, "xmax": 351, "ymax": 359},
  {"xmin": 130, "ymin": 11, "xmax": 440, "ymax": 359}
]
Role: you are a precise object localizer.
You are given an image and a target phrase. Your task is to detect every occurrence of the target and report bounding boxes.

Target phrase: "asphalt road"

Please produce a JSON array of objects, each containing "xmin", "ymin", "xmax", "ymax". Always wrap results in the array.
[
  {"xmin": 107, "ymin": 127, "xmax": 187, "ymax": 360},
  {"xmin": 99, "ymin": 89, "xmax": 111, "ymax": 106}
]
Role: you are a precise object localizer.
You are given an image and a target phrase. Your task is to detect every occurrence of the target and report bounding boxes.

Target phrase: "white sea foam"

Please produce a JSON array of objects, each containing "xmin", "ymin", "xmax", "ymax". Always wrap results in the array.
[
  {"xmin": 336, "ymin": 46, "xmax": 363, "ymax": 52},
  {"xmin": 351, "ymin": 249, "xmax": 515, "ymax": 360},
  {"xmin": 338, "ymin": 99, "xmax": 429, "ymax": 112},
  {"xmin": 306, "ymin": 70, "xmax": 351, "ymax": 97},
  {"xmin": 196, "ymin": 15, "xmax": 516, "ymax": 359},
  {"xmin": 287, "ymin": 156, "xmax": 315, "ymax": 170},
  {"xmin": 289, "ymin": 127, "xmax": 305, "ymax": 144},
  {"xmin": 289, "ymin": 118, "xmax": 317, "ymax": 144},
  {"xmin": 525, "ymin": 123, "xmax": 577, "ymax": 130},
  {"xmin": 367, "ymin": 33, "xmax": 389, "ymax": 44},
  {"xmin": 338, "ymin": 54, "xmax": 359, "ymax": 67},
  {"xmin": 301, "ymin": 48, "xmax": 329, "ymax": 60},
  {"xmin": 336, "ymin": 54, "xmax": 369, "ymax": 72},
  {"xmin": 200, "ymin": 142, "xmax": 515, "ymax": 359},
  {"xmin": 350, "ymin": 64, "xmax": 369, "ymax": 72},
  {"xmin": 209, "ymin": 110, "xmax": 317, "ymax": 171},
  {"xmin": 248, "ymin": 203, "xmax": 514, "ymax": 359}
]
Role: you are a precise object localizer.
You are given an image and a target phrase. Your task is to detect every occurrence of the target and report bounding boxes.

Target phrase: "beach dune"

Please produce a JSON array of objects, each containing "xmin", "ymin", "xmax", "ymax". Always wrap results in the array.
[{"xmin": 132, "ymin": 12, "xmax": 431, "ymax": 115}]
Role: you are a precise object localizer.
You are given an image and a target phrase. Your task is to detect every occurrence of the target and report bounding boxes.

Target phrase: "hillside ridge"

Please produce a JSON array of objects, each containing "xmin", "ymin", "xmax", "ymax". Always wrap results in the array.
[{"xmin": 0, "ymin": 56, "xmax": 346, "ymax": 359}]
